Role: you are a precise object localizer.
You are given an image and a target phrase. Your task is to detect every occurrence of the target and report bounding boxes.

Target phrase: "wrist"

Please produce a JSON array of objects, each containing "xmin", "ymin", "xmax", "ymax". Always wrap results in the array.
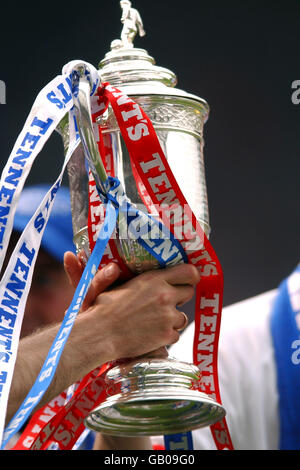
[{"xmin": 66, "ymin": 306, "xmax": 118, "ymax": 373}]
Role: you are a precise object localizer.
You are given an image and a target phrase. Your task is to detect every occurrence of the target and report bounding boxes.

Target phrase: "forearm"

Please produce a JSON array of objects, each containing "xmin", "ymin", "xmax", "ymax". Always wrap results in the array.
[
  {"xmin": 6, "ymin": 323, "xmax": 59, "ymax": 424},
  {"xmin": 6, "ymin": 310, "xmax": 114, "ymax": 424}
]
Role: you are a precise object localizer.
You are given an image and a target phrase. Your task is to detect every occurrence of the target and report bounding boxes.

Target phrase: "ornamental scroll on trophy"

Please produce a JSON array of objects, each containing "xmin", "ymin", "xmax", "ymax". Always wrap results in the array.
[{"xmin": 58, "ymin": 1, "xmax": 226, "ymax": 436}]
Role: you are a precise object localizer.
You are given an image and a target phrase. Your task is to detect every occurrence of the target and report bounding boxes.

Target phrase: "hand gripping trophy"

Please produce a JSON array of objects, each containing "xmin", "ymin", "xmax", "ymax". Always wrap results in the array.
[{"xmin": 59, "ymin": 2, "xmax": 227, "ymax": 438}]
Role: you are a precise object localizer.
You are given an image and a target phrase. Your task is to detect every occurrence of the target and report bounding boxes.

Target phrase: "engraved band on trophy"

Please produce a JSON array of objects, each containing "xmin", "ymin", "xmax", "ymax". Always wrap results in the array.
[{"xmin": 58, "ymin": 1, "xmax": 226, "ymax": 436}]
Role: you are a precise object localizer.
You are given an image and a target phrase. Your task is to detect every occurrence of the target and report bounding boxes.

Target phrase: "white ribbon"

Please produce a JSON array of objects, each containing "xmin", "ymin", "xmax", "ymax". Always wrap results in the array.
[{"xmin": 0, "ymin": 60, "xmax": 99, "ymax": 446}]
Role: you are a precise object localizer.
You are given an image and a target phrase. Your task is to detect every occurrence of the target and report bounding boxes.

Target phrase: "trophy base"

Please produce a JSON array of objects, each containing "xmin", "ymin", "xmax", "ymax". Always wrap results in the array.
[{"xmin": 84, "ymin": 358, "xmax": 225, "ymax": 436}]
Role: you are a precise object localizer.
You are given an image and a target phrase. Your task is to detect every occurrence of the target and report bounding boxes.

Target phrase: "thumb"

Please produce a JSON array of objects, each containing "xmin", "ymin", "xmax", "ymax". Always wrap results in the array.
[
  {"xmin": 82, "ymin": 262, "xmax": 121, "ymax": 310},
  {"xmin": 64, "ymin": 251, "xmax": 84, "ymax": 289},
  {"xmin": 64, "ymin": 251, "xmax": 121, "ymax": 310}
]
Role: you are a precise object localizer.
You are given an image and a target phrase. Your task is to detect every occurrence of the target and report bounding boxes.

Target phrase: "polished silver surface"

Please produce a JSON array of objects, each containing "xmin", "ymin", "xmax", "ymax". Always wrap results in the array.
[
  {"xmin": 120, "ymin": 0, "xmax": 145, "ymax": 49},
  {"xmin": 85, "ymin": 358, "xmax": 225, "ymax": 436},
  {"xmin": 72, "ymin": 65, "xmax": 108, "ymax": 197},
  {"xmin": 59, "ymin": 1, "xmax": 225, "ymax": 436}
]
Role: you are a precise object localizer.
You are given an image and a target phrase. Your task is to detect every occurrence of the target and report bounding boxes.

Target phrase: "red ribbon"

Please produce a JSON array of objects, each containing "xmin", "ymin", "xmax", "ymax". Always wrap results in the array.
[
  {"xmin": 102, "ymin": 83, "xmax": 233, "ymax": 450},
  {"xmin": 14, "ymin": 82, "xmax": 233, "ymax": 451}
]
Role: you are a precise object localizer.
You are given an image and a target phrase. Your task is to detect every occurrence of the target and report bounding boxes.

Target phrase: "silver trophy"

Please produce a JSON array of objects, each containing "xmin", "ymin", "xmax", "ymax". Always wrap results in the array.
[{"xmin": 58, "ymin": 1, "xmax": 225, "ymax": 436}]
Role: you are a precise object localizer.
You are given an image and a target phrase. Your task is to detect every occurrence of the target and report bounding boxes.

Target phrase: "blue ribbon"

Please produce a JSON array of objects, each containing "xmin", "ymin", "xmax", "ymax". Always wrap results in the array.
[
  {"xmin": 270, "ymin": 264, "xmax": 300, "ymax": 449},
  {"xmin": 164, "ymin": 432, "xmax": 194, "ymax": 450},
  {"xmin": 1, "ymin": 175, "xmax": 189, "ymax": 449},
  {"xmin": 103, "ymin": 177, "xmax": 188, "ymax": 268},
  {"xmin": 1, "ymin": 196, "xmax": 118, "ymax": 449}
]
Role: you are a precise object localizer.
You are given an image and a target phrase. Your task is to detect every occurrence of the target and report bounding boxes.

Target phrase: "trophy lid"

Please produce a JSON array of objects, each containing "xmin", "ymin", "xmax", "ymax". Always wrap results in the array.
[
  {"xmin": 98, "ymin": 2, "xmax": 208, "ymax": 109},
  {"xmin": 99, "ymin": 45, "xmax": 177, "ymax": 89}
]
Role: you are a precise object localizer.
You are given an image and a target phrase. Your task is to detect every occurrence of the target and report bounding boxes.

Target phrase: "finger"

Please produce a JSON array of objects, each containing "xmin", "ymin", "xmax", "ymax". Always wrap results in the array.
[
  {"xmin": 167, "ymin": 329, "xmax": 180, "ymax": 346},
  {"xmin": 172, "ymin": 284, "xmax": 195, "ymax": 306},
  {"xmin": 174, "ymin": 311, "xmax": 189, "ymax": 332},
  {"xmin": 82, "ymin": 263, "xmax": 121, "ymax": 310},
  {"xmin": 64, "ymin": 251, "xmax": 83, "ymax": 289},
  {"xmin": 91, "ymin": 263, "xmax": 121, "ymax": 296},
  {"xmin": 138, "ymin": 347, "xmax": 169, "ymax": 360},
  {"xmin": 159, "ymin": 263, "xmax": 200, "ymax": 286},
  {"xmin": 64, "ymin": 253, "xmax": 121, "ymax": 309}
]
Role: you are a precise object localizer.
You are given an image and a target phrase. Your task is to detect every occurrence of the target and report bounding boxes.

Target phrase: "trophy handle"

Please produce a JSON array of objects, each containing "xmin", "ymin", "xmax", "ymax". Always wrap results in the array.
[{"xmin": 71, "ymin": 65, "xmax": 108, "ymax": 198}]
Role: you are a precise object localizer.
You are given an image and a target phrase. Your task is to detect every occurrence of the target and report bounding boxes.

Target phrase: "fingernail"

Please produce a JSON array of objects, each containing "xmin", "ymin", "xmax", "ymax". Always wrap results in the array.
[{"xmin": 104, "ymin": 263, "xmax": 117, "ymax": 278}]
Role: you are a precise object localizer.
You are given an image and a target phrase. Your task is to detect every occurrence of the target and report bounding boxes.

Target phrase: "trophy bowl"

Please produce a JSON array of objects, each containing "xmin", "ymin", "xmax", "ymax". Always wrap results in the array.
[{"xmin": 58, "ymin": 3, "xmax": 226, "ymax": 437}]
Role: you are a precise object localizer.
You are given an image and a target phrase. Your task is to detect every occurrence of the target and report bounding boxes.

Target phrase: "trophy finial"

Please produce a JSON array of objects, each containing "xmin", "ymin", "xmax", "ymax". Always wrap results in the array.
[
  {"xmin": 118, "ymin": 0, "xmax": 146, "ymax": 49},
  {"xmin": 101, "ymin": 0, "xmax": 177, "ymax": 88}
]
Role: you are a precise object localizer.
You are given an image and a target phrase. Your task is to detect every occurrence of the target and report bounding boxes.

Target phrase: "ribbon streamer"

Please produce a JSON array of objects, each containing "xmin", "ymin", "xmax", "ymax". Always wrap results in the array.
[{"xmin": 1, "ymin": 61, "xmax": 233, "ymax": 450}]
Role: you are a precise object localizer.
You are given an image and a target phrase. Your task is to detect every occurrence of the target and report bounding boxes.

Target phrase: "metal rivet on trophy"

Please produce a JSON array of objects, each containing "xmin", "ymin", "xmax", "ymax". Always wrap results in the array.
[{"xmin": 58, "ymin": 1, "xmax": 226, "ymax": 436}]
